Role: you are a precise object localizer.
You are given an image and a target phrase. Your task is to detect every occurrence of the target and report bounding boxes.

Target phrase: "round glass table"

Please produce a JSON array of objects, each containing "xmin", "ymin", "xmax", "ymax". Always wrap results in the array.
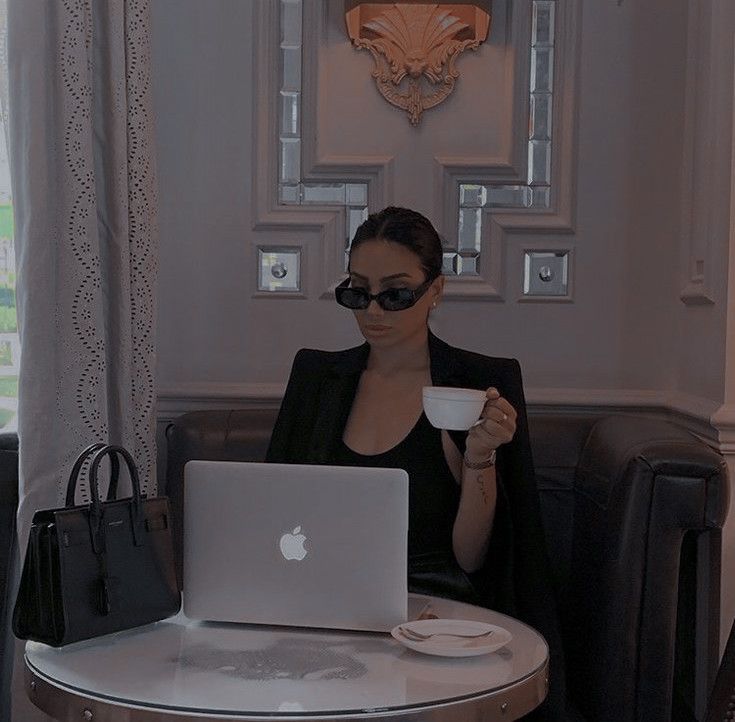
[{"xmin": 24, "ymin": 594, "xmax": 549, "ymax": 721}]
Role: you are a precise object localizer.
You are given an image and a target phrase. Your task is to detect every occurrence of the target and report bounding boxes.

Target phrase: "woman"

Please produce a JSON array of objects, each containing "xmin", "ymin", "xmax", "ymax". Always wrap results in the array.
[{"xmin": 266, "ymin": 206, "xmax": 568, "ymax": 721}]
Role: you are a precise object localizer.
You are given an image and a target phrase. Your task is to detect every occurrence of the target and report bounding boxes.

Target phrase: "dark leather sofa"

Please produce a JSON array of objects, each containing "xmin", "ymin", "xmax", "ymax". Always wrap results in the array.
[
  {"xmin": 0, "ymin": 432, "xmax": 18, "ymax": 722},
  {"xmin": 165, "ymin": 409, "xmax": 729, "ymax": 722}
]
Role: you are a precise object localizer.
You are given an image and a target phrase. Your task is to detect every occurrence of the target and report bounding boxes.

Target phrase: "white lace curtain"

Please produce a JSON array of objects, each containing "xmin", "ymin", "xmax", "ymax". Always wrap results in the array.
[{"xmin": 8, "ymin": 0, "xmax": 159, "ymax": 547}]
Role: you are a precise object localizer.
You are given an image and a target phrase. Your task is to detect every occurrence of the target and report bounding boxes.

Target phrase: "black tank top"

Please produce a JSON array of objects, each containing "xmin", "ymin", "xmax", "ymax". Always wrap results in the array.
[
  {"xmin": 331, "ymin": 412, "xmax": 478, "ymax": 603},
  {"xmin": 332, "ymin": 411, "xmax": 458, "ymax": 555}
]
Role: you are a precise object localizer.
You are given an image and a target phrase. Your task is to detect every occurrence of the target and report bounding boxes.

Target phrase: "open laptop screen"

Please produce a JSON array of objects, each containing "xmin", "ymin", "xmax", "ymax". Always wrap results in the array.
[{"xmin": 183, "ymin": 460, "xmax": 408, "ymax": 632}]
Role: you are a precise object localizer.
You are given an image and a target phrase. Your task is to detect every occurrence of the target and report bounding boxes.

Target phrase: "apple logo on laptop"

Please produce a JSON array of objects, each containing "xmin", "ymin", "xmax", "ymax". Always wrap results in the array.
[{"xmin": 279, "ymin": 526, "xmax": 308, "ymax": 561}]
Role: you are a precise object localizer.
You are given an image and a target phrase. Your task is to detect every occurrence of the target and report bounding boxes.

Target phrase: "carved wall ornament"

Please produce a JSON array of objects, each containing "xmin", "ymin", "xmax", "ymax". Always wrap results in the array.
[{"xmin": 345, "ymin": 2, "xmax": 491, "ymax": 125}]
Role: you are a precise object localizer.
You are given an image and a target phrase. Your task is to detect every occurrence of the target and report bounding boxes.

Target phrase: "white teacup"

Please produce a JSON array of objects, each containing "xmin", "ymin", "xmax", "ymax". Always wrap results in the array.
[{"xmin": 422, "ymin": 386, "xmax": 487, "ymax": 430}]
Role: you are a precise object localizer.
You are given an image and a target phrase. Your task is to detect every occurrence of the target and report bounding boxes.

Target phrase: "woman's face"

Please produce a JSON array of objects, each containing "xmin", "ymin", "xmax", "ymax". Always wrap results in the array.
[{"xmin": 347, "ymin": 239, "xmax": 443, "ymax": 349}]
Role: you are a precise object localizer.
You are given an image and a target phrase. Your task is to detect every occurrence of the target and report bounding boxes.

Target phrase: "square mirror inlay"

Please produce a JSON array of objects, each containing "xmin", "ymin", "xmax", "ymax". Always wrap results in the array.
[
  {"xmin": 276, "ymin": 0, "xmax": 562, "ymax": 293},
  {"xmin": 523, "ymin": 250, "xmax": 569, "ymax": 296},
  {"xmin": 258, "ymin": 248, "xmax": 302, "ymax": 292}
]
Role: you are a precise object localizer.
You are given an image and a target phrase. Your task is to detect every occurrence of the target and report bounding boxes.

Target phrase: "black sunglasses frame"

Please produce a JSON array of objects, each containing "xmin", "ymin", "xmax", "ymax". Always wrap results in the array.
[{"xmin": 335, "ymin": 276, "xmax": 436, "ymax": 311}]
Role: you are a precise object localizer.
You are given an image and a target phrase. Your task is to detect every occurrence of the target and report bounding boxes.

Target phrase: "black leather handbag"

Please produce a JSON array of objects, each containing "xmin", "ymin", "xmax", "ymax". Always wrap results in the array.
[{"xmin": 13, "ymin": 443, "xmax": 181, "ymax": 646}]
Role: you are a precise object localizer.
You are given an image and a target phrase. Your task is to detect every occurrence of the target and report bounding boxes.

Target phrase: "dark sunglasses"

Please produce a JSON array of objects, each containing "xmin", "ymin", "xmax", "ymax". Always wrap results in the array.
[{"xmin": 335, "ymin": 276, "xmax": 435, "ymax": 311}]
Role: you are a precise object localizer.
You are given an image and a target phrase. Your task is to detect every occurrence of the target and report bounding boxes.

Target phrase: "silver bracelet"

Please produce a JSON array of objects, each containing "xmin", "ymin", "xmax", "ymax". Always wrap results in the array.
[{"xmin": 463, "ymin": 449, "xmax": 497, "ymax": 470}]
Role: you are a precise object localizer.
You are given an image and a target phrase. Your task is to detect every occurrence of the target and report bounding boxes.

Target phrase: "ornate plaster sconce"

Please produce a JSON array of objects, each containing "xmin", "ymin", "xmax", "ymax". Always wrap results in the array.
[{"xmin": 345, "ymin": 1, "xmax": 491, "ymax": 125}]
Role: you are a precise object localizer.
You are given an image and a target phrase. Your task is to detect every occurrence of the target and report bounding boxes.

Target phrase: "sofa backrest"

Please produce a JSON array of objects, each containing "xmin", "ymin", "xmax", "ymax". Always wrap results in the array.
[
  {"xmin": 164, "ymin": 408, "xmax": 597, "ymax": 598},
  {"xmin": 0, "ymin": 433, "xmax": 18, "ymax": 722},
  {"xmin": 164, "ymin": 408, "xmax": 728, "ymax": 722},
  {"xmin": 165, "ymin": 409, "xmax": 278, "ymax": 585},
  {"xmin": 526, "ymin": 413, "xmax": 597, "ymax": 611}
]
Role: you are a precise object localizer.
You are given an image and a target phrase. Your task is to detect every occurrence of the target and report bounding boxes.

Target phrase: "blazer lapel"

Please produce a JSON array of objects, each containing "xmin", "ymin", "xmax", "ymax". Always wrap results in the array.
[
  {"xmin": 306, "ymin": 331, "xmax": 464, "ymax": 463},
  {"xmin": 306, "ymin": 342, "xmax": 369, "ymax": 464}
]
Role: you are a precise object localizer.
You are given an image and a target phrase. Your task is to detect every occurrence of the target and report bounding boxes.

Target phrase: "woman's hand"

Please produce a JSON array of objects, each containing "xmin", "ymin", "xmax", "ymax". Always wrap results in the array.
[{"xmin": 464, "ymin": 387, "xmax": 517, "ymax": 464}]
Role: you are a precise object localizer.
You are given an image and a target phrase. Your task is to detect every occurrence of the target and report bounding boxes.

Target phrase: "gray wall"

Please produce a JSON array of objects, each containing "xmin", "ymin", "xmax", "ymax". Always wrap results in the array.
[{"xmin": 151, "ymin": 0, "xmax": 725, "ymax": 408}]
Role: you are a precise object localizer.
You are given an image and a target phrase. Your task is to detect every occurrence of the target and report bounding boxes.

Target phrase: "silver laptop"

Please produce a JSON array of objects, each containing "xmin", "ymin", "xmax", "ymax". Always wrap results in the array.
[{"xmin": 183, "ymin": 460, "xmax": 409, "ymax": 632}]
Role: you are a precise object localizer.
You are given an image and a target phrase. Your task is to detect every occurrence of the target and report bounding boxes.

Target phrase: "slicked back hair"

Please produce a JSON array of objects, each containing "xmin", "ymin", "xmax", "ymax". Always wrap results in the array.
[{"xmin": 348, "ymin": 206, "xmax": 443, "ymax": 282}]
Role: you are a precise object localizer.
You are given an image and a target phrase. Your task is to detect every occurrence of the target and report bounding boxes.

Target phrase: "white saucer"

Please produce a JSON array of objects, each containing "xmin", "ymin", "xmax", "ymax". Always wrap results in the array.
[{"xmin": 390, "ymin": 619, "xmax": 512, "ymax": 658}]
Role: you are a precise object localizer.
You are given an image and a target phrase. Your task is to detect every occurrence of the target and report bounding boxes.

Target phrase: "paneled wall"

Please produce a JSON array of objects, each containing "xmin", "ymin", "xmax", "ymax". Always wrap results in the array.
[
  {"xmin": 150, "ymin": 0, "xmax": 735, "ymax": 644},
  {"xmin": 152, "ymin": 0, "xmax": 716, "ymax": 412}
]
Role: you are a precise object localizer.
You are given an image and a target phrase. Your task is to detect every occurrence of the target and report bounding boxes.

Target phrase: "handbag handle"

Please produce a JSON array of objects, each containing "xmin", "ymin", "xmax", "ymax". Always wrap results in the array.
[
  {"xmin": 65, "ymin": 443, "xmax": 121, "ymax": 507},
  {"xmin": 88, "ymin": 445, "xmax": 145, "ymax": 550}
]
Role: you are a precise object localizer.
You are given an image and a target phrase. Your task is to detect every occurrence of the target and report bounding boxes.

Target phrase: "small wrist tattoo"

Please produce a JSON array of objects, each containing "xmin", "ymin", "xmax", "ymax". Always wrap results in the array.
[{"xmin": 476, "ymin": 473, "xmax": 489, "ymax": 504}]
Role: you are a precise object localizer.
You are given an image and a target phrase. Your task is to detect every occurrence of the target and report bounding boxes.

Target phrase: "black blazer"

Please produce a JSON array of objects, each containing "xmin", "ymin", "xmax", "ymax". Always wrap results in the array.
[{"xmin": 266, "ymin": 331, "xmax": 568, "ymax": 721}]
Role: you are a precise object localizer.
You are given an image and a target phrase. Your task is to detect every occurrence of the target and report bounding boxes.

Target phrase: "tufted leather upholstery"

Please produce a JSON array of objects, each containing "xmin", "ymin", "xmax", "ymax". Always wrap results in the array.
[{"xmin": 165, "ymin": 410, "xmax": 728, "ymax": 722}]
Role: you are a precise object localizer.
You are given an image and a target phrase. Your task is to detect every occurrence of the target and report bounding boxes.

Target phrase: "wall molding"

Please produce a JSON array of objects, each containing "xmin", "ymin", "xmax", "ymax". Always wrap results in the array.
[
  {"xmin": 721, "ymin": 41, "xmax": 735, "ymax": 456},
  {"xmin": 678, "ymin": 0, "xmax": 734, "ymax": 306},
  {"xmin": 710, "ymin": 404, "xmax": 735, "ymax": 454},
  {"xmin": 300, "ymin": 3, "xmax": 394, "ymax": 198},
  {"xmin": 678, "ymin": 0, "xmax": 711, "ymax": 305},
  {"xmin": 156, "ymin": 384, "xmax": 727, "ymax": 450},
  {"xmin": 157, "ymin": 383, "xmax": 285, "ymax": 423},
  {"xmin": 250, "ymin": 0, "xmax": 355, "ymax": 297},
  {"xmin": 432, "ymin": 2, "xmax": 531, "ymax": 209},
  {"xmin": 529, "ymin": 387, "xmax": 722, "ymax": 446},
  {"xmin": 251, "ymin": 0, "xmax": 400, "ymax": 297},
  {"xmin": 251, "ymin": 0, "xmax": 583, "ymax": 303},
  {"xmin": 301, "ymin": 1, "xmax": 397, "ymax": 292},
  {"xmin": 436, "ymin": 0, "xmax": 582, "ymax": 302}
]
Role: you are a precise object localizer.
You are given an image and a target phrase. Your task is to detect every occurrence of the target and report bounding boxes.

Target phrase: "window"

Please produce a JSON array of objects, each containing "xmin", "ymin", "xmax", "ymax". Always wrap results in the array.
[{"xmin": 0, "ymin": 0, "xmax": 17, "ymax": 432}]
